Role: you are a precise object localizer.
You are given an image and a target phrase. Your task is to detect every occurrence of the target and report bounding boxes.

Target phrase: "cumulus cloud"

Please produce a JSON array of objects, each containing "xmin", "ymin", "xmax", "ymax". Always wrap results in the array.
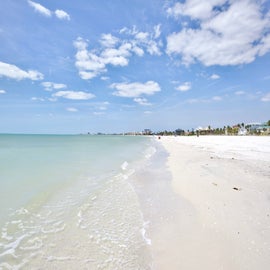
[
  {"xmin": 31, "ymin": 97, "xmax": 45, "ymax": 101},
  {"xmin": 131, "ymin": 26, "xmax": 163, "ymax": 56},
  {"xmin": 235, "ymin": 90, "xmax": 246, "ymax": 95},
  {"xmin": 73, "ymin": 25, "xmax": 162, "ymax": 80},
  {"xmin": 154, "ymin": 24, "xmax": 161, "ymax": 39},
  {"xmin": 176, "ymin": 82, "xmax": 191, "ymax": 91},
  {"xmin": 101, "ymin": 43, "xmax": 131, "ymax": 66},
  {"xmin": 41, "ymin": 81, "xmax": 67, "ymax": 91},
  {"xmin": 0, "ymin": 61, "xmax": 43, "ymax": 80},
  {"xmin": 100, "ymin": 34, "xmax": 119, "ymax": 47},
  {"xmin": 53, "ymin": 90, "xmax": 95, "ymax": 100},
  {"xmin": 133, "ymin": 97, "xmax": 152, "ymax": 106},
  {"xmin": 28, "ymin": 1, "xmax": 70, "ymax": 20},
  {"xmin": 74, "ymin": 37, "xmax": 130, "ymax": 79},
  {"xmin": 28, "ymin": 0, "xmax": 51, "ymax": 17},
  {"xmin": 167, "ymin": 0, "xmax": 225, "ymax": 20},
  {"xmin": 166, "ymin": 0, "xmax": 270, "ymax": 66},
  {"xmin": 111, "ymin": 81, "xmax": 160, "ymax": 98},
  {"xmin": 0, "ymin": 90, "xmax": 6, "ymax": 94},
  {"xmin": 210, "ymin": 74, "xmax": 220, "ymax": 80},
  {"xmin": 66, "ymin": 107, "xmax": 78, "ymax": 112},
  {"xmin": 261, "ymin": 92, "xmax": 270, "ymax": 102},
  {"xmin": 74, "ymin": 38, "xmax": 107, "ymax": 80},
  {"xmin": 55, "ymin": 9, "xmax": 70, "ymax": 20}
]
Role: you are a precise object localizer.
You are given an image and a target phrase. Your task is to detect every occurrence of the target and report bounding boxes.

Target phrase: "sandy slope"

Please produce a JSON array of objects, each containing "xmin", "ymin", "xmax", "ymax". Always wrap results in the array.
[{"xmin": 155, "ymin": 136, "xmax": 270, "ymax": 270}]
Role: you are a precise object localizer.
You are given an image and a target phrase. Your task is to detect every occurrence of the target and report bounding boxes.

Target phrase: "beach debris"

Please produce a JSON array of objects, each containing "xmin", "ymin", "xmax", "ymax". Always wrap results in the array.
[{"xmin": 233, "ymin": 187, "xmax": 241, "ymax": 191}]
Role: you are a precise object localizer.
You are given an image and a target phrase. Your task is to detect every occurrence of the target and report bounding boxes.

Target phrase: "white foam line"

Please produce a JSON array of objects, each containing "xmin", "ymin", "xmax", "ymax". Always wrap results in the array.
[
  {"xmin": 0, "ymin": 233, "xmax": 32, "ymax": 259},
  {"xmin": 41, "ymin": 221, "xmax": 66, "ymax": 234},
  {"xmin": 121, "ymin": 161, "xmax": 129, "ymax": 171},
  {"xmin": 1, "ymin": 231, "xmax": 13, "ymax": 241},
  {"xmin": 46, "ymin": 255, "xmax": 76, "ymax": 261},
  {"xmin": 3, "ymin": 234, "xmax": 27, "ymax": 252},
  {"xmin": 19, "ymin": 237, "xmax": 43, "ymax": 251},
  {"xmin": 140, "ymin": 227, "xmax": 152, "ymax": 246},
  {"xmin": 77, "ymin": 210, "xmax": 83, "ymax": 227}
]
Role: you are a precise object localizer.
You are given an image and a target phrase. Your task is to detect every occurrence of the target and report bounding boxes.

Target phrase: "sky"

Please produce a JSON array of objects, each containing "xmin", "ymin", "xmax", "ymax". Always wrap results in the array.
[{"xmin": 0, "ymin": 0, "xmax": 270, "ymax": 134}]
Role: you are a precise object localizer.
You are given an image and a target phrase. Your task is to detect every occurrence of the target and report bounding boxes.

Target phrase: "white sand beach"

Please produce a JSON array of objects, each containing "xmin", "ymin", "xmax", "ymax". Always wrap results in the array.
[{"xmin": 155, "ymin": 135, "xmax": 270, "ymax": 270}]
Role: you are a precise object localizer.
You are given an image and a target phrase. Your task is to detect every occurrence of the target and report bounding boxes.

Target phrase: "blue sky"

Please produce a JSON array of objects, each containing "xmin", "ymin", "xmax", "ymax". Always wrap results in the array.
[{"xmin": 0, "ymin": 0, "xmax": 270, "ymax": 134}]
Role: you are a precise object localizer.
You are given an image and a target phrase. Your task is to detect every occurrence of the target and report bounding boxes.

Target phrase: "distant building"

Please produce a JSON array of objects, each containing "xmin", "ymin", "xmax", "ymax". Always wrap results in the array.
[
  {"xmin": 195, "ymin": 126, "xmax": 212, "ymax": 135},
  {"xmin": 142, "ymin": 129, "xmax": 152, "ymax": 135},
  {"xmin": 238, "ymin": 126, "xmax": 247, "ymax": 136},
  {"xmin": 248, "ymin": 123, "xmax": 270, "ymax": 134}
]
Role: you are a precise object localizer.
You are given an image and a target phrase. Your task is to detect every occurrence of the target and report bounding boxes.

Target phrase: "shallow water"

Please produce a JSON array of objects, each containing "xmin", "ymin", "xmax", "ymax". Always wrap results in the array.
[{"xmin": 0, "ymin": 134, "xmax": 161, "ymax": 269}]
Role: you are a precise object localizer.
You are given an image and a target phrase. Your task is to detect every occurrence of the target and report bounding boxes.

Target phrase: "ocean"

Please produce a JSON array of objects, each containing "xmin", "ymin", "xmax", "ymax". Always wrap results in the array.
[{"xmin": 0, "ymin": 134, "xmax": 171, "ymax": 269}]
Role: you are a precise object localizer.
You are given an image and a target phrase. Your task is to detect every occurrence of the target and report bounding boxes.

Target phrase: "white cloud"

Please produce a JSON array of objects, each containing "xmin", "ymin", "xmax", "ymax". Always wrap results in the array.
[
  {"xmin": 186, "ymin": 95, "xmax": 222, "ymax": 103},
  {"xmin": 55, "ymin": 10, "xmax": 70, "ymax": 20},
  {"xmin": 212, "ymin": 96, "xmax": 222, "ymax": 101},
  {"xmin": 132, "ymin": 45, "xmax": 144, "ymax": 56},
  {"xmin": 74, "ymin": 38, "xmax": 131, "ymax": 79},
  {"xmin": 53, "ymin": 91, "xmax": 95, "ymax": 100},
  {"xmin": 0, "ymin": 90, "xmax": 6, "ymax": 94},
  {"xmin": 134, "ymin": 97, "xmax": 152, "ymax": 106},
  {"xmin": 31, "ymin": 97, "xmax": 45, "ymax": 101},
  {"xmin": 101, "ymin": 43, "xmax": 131, "ymax": 66},
  {"xmin": 167, "ymin": 0, "xmax": 225, "ymax": 21},
  {"xmin": 66, "ymin": 107, "xmax": 78, "ymax": 112},
  {"xmin": 74, "ymin": 25, "xmax": 162, "ymax": 80},
  {"xmin": 28, "ymin": 0, "xmax": 52, "ymax": 17},
  {"xmin": 100, "ymin": 34, "xmax": 119, "ymax": 47},
  {"xmin": 131, "ymin": 26, "xmax": 162, "ymax": 56},
  {"xmin": 235, "ymin": 90, "xmax": 245, "ymax": 95},
  {"xmin": 28, "ymin": 1, "xmax": 70, "ymax": 21},
  {"xmin": 111, "ymin": 81, "xmax": 161, "ymax": 98},
  {"xmin": 74, "ymin": 37, "xmax": 107, "ymax": 80},
  {"xmin": 135, "ymin": 32, "xmax": 149, "ymax": 41},
  {"xmin": 41, "ymin": 81, "xmax": 67, "ymax": 91},
  {"xmin": 166, "ymin": 0, "xmax": 270, "ymax": 66},
  {"xmin": 261, "ymin": 92, "xmax": 270, "ymax": 102},
  {"xmin": 176, "ymin": 82, "xmax": 191, "ymax": 91},
  {"xmin": 154, "ymin": 24, "xmax": 161, "ymax": 38},
  {"xmin": 0, "ymin": 61, "xmax": 43, "ymax": 80},
  {"xmin": 210, "ymin": 74, "xmax": 220, "ymax": 80}
]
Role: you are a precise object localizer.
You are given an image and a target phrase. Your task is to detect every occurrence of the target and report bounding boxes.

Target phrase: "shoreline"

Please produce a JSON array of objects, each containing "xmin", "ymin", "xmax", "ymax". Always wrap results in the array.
[{"xmin": 154, "ymin": 135, "xmax": 270, "ymax": 270}]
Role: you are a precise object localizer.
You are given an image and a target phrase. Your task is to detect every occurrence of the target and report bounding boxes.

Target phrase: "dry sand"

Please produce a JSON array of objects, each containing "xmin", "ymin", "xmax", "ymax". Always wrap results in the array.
[{"xmin": 154, "ymin": 135, "xmax": 270, "ymax": 270}]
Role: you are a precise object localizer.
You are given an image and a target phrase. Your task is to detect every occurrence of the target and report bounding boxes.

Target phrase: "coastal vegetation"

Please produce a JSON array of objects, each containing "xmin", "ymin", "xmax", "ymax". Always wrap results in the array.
[{"xmin": 138, "ymin": 120, "xmax": 270, "ymax": 136}]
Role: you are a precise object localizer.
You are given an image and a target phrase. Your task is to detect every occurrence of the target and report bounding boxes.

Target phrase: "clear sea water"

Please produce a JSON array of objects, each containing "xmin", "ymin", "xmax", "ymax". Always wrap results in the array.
[{"xmin": 0, "ymin": 134, "xmax": 171, "ymax": 269}]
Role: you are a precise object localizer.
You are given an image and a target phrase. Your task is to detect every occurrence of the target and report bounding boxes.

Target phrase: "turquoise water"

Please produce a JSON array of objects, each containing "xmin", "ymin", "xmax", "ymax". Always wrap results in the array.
[
  {"xmin": 0, "ymin": 134, "xmax": 159, "ymax": 269},
  {"xmin": 0, "ymin": 135, "xmax": 150, "ymax": 219}
]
